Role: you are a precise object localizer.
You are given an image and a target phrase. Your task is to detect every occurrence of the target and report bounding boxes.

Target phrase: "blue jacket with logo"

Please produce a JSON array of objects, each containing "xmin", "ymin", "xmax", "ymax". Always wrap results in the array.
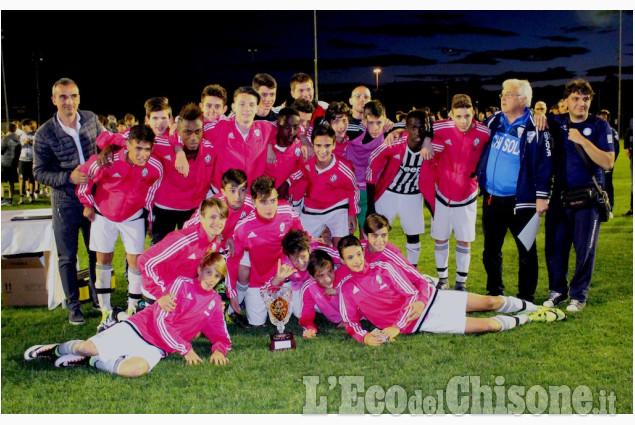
[{"xmin": 477, "ymin": 110, "xmax": 552, "ymax": 210}]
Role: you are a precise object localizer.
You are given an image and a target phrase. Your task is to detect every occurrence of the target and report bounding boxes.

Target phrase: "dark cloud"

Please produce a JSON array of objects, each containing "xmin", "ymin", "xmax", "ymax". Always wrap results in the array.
[
  {"xmin": 325, "ymin": 38, "xmax": 376, "ymax": 50},
  {"xmin": 541, "ymin": 35, "xmax": 577, "ymax": 42},
  {"xmin": 563, "ymin": 25, "xmax": 618, "ymax": 34},
  {"xmin": 413, "ymin": 11, "xmax": 467, "ymax": 21},
  {"xmin": 231, "ymin": 54, "xmax": 437, "ymax": 71},
  {"xmin": 438, "ymin": 47, "xmax": 470, "ymax": 57},
  {"xmin": 450, "ymin": 46, "xmax": 590, "ymax": 64},
  {"xmin": 396, "ymin": 66, "xmax": 576, "ymax": 84},
  {"xmin": 338, "ymin": 21, "xmax": 516, "ymax": 38},
  {"xmin": 585, "ymin": 65, "xmax": 634, "ymax": 76}
]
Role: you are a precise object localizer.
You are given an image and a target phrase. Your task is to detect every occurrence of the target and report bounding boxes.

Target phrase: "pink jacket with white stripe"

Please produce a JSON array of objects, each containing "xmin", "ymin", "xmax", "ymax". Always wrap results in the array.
[
  {"xmin": 76, "ymin": 151, "xmax": 163, "ymax": 222},
  {"xmin": 127, "ymin": 276, "xmax": 231, "ymax": 356}
]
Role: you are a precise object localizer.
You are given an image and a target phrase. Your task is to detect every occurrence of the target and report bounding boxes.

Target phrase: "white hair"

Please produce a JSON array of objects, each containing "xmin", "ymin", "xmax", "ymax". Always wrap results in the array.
[{"xmin": 503, "ymin": 79, "xmax": 532, "ymax": 108}]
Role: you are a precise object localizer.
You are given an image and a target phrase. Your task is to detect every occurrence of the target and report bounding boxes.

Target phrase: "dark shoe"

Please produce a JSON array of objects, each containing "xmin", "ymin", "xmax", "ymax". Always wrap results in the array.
[
  {"xmin": 624, "ymin": 209, "xmax": 633, "ymax": 216},
  {"xmin": 454, "ymin": 282, "xmax": 467, "ymax": 291},
  {"xmin": 542, "ymin": 291, "xmax": 568, "ymax": 308},
  {"xmin": 228, "ymin": 312, "xmax": 249, "ymax": 328},
  {"xmin": 68, "ymin": 309, "xmax": 85, "ymax": 326},
  {"xmin": 436, "ymin": 277, "xmax": 449, "ymax": 290}
]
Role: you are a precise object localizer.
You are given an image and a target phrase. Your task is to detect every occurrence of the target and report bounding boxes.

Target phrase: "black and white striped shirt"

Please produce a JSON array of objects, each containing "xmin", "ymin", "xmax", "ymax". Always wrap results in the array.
[{"xmin": 387, "ymin": 146, "xmax": 422, "ymax": 195}]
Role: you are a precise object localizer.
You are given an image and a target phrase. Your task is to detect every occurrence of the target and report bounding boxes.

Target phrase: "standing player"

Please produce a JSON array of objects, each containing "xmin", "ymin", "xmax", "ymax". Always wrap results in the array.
[
  {"xmin": 24, "ymin": 253, "xmax": 231, "ymax": 377},
  {"xmin": 430, "ymin": 94, "xmax": 491, "ymax": 291},
  {"xmin": 151, "ymin": 103, "xmax": 217, "ymax": 244},
  {"xmin": 138, "ymin": 198, "xmax": 228, "ymax": 305},
  {"xmin": 287, "ymin": 72, "xmax": 329, "ymax": 127},
  {"xmin": 324, "ymin": 101, "xmax": 352, "ymax": 160},
  {"xmin": 253, "ymin": 73, "xmax": 278, "ymax": 122},
  {"xmin": 226, "ymin": 176, "xmax": 305, "ymax": 326},
  {"xmin": 336, "ymin": 236, "xmax": 565, "ymax": 346},
  {"xmin": 366, "ymin": 109, "xmax": 429, "ymax": 268},
  {"xmin": 263, "ymin": 108, "xmax": 303, "ymax": 200},
  {"xmin": 195, "ymin": 87, "xmax": 277, "ymax": 190},
  {"xmin": 347, "ymin": 86, "xmax": 372, "ymax": 135},
  {"xmin": 76, "ymin": 125, "xmax": 163, "ymax": 326},
  {"xmin": 200, "ymin": 84, "xmax": 228, "ymax": 130},
  {"xmin": 290, "ymin": 124, "xmax": 360, "ymax": 247}
]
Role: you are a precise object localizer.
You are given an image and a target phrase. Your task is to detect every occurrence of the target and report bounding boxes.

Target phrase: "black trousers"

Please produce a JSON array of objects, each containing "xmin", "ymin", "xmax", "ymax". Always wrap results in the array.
[
  {"xmin": 151, "ymin": 206, "xmax": 197, "ymax": 245},
  {"xmin": 481, "ymin": 192, "xmax": 538, "ymax": 302}
]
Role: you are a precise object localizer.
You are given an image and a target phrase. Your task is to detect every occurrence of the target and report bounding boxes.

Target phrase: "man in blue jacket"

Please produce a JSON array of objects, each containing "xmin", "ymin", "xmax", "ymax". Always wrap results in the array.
[
  {"xmin": 33, "ymin": 78, "xmax": 101, "ymax": 325},
  {"xmin": 542, "ymin": 79, "xmax": 615, "ymax": 312},
  {"xmin": 477, "ymin": 79, "xmax": 552, "ymax": 303}
]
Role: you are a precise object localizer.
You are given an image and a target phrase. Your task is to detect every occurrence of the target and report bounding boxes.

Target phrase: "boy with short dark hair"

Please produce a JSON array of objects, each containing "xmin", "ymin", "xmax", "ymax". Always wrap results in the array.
[
  {"xmin": 290, "ymin": 124, "xmax": 359, "ymax": 247},
  {"xmin": 253, "ymin": 73, "xmax": 278, "ymax": 122},
  {"xmin": 76, "ymin": 124, "xmax": 163, "ymax": 325},
  {"xmin": 226, "ymin": 176, "xmax": 305, "ymax": 326},
  {"xmin": 264, "ymin": 107, "xmax": 303, "ymax": 199},
  {"xmin": 200, "ymin": 84, "xmax": 228, "ymax": 129},
  {"xmin": 324, "ymin": 101, "xmax": 352, "ymax": 160}
]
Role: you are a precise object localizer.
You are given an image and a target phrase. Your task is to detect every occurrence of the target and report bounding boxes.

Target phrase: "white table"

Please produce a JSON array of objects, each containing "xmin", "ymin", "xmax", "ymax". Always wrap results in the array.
[{"xmin": 1, "ymin": 208, "xmax": 65, "ymax": 309}]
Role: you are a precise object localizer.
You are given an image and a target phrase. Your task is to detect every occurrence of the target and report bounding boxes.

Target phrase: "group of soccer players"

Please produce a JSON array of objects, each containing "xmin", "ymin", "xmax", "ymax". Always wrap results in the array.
[{"xmin": 24, "ymin": 72, "xmax": 567, "ymax": 377}]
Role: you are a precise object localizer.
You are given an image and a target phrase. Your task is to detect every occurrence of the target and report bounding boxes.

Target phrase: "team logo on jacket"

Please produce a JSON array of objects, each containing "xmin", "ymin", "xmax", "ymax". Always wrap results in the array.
[
  {"xmin": 474, "ymin": 138, "xmax": 480, "ymax": 146},
  {"xmin": 229, "ymin": 132, "xmax": 235, "ymax": 139},
  {"xmin": 393, "ymin": 154, "xmax": 401, "ymax": 160},
  {"xmin": 517, "ymin": 127, "xmax": 525, "ymax": 139},
  {"xmin": 376, "ymin": 275, "xmax": 382, "ymax": 284},
  {"xmin": 240, "ymin": 211, "xmax": 247, "ymax": 219},
  {"xmin": 142, "ymin": 168, "xmax": 148, "ymax": 177},
  {"xmin": 280, "ymin": 223, "xmax": 286, "ymax": 233},
  {"xmin": 113, "ymin": 173, "xmax": 122, "ymax": 178},
  {"xmin": 445, "ymin": 139, "xmax": 452, "ymax": 145},
  {"xmin": 526, "ymin": 131, "xmax": 536, "ymax": 144},
  {"xmin": 208, "ymin": 300, "xmax": 216, "ymax": 310},
  {"xmin": 187, "ymin": 293, "xmax": 193, "ymax": 300},
  {"xmin": 165, "ymin": 155, "xmax": 172, "ymax": 161},
  {"xmin": 330, "ymin": 174, "xmax": 337, "ymax": 182},
  {"xmin": 353, "ymin": 286, "xmax": 360, "ymax": 294},
  {"xmin": 295, "ymin": 147, "xmax": 302, "ymax": 157},
  {"xmin": 254, "ymin": 129, "xmax": 261, "ymax": 137},
  {"xmin": 583, "ymin": 128, "xmax": 592, "ymax": 137},
  {"xmin": 205, "ymin": 154, "xmax": 211, "ymax": 163}
]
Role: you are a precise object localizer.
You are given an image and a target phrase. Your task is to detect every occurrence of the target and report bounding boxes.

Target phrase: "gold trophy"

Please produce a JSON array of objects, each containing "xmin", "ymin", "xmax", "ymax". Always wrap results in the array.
[{"xmin": 262, "ymin": 286, "xmax": 296, "ymax": 351}]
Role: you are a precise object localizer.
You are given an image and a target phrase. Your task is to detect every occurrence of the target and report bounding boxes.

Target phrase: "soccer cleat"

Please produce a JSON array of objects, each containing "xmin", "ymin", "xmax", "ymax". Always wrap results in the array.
[
  {"xmin": 126, "ymin": 304, "xmax": 137, "ymax": 317},
  {"xmin": 54, "ymin": 354, "xmax": 90, "ymax": 368},
  {"xmin": 566, "ymin": 300, "xmax": 586, "ymax": 312},
  {"xmin": 454, "ymin": 282, "xmax": 466, "ymax": 292},
  {"xmin": 542, "ymin": 291, "xmax": 567, "ymax": 308},
  {"xmin": 97, "ymin": 306, "xmax": 125, "ymax": 333},
  {"xmin": 228, "ymin": 312, "xmax": 249, "ymax": 328},
  {"xmin": 528, "ymin": 307, "xmax": 566, "ymax": 322},
  {"xmin": 24, "ymin": 344, "xmax": 60, "ymax": 361},
  {"xmin": 436, "ymin": 277, "xmax": 450, "ymax": 290}
]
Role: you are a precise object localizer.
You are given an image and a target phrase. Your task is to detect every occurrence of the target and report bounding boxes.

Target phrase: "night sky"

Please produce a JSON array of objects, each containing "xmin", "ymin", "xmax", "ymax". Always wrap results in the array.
[{"xmin": 1, "ymin": 7, "xmax": 633, "ymax": 125}]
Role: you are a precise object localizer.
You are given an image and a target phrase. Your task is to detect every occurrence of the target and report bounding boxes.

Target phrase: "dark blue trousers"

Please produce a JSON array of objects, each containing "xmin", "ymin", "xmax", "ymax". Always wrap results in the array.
[
  {"xmin": 545, "ymin": 193, "xmax": 600, "ymax": 303},
  {"xmin": 52, "ymin": 204, "xmax": 97, "ymax": 312}
]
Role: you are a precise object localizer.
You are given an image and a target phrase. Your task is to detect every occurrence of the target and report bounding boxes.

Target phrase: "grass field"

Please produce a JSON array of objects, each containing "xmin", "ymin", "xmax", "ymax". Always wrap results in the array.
[{"xmin": 1, "ymin": 152, "xmax": 632, "ymax": 414}]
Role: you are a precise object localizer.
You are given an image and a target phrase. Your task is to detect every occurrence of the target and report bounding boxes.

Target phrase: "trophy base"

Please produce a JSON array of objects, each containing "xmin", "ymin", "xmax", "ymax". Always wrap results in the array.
[{"xmin": 269, "ymin": 332, "xmax": 296, "ymax": 351}]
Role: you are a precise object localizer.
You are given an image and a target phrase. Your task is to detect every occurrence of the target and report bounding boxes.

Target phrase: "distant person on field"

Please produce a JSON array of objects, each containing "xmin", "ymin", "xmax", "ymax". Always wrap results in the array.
[
  {"xmin": 597, "ymin": 109, "xmax": 619, "ymax": 211},
  {"xmin": 1, "ymin": 122, "xmax": 22, "ymax": 206}
]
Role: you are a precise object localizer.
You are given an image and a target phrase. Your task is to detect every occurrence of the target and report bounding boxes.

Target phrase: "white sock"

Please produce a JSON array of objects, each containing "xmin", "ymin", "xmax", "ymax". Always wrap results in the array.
[
  {"xmin": 227, "ymin": 282, "xmax": 249, "ymax": 314},
  {"xmin": 434, "ymin": 241, "xmax": 449, "ymax": 279},
  {"xmin": 57, "ymin": 340, "xmax": 83, "ymax": 356},
  {"xmin": 95, "ymin": 264, "xmax": 113, "ymax": 312},
  {"xmin": 493, "ymin": 314, "xmax": 528, "ymax": 331},
  {"xmin": 405, "ymin": 242, "xmax": 421, "ymax": 267},
  {"xmin": 496, "ymin": 296, "xmax": 538, "ymax": 313},
  {"xmin": 91, "ymin": 355, "xmax": 125, "ymax": 375},
  {"xmin": 127, "ymin": 268, "xmax": 142, "ymax": 310},
  {"xmin": 455, "ymin": 245, "xmax": 471, "ymax": 284}
]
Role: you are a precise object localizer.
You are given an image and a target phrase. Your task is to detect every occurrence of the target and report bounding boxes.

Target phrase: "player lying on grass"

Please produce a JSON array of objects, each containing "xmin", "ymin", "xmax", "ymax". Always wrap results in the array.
[
  {"xmin": 24, "ymin": 252, "xmax": 231, "ymax": 377},
  {"xmin": 335, "ymin": 235, "xmax": 565, "ymax": 346}
]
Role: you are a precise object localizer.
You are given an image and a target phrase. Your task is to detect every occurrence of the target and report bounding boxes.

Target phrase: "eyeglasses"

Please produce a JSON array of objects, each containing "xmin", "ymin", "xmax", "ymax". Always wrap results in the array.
[{"xmin": 499, "ymin": 93, "xmax": 521, "ymax": 99}]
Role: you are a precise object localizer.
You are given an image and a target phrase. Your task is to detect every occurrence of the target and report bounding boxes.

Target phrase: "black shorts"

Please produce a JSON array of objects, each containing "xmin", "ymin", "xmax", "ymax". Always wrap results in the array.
[
  {"xmin": 19, "ymin": 161, "xmax": 34, "ymax": 181},
  {"xmin": 1, "ymin": 165, "xmax": 18, "ymax": 183}
]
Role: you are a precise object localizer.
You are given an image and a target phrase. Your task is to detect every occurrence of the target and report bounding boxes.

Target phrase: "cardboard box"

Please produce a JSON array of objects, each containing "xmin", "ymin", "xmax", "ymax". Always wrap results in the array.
[{"xmin": 1, "ymin": 253, "xmax": 49, "ymax": 307}]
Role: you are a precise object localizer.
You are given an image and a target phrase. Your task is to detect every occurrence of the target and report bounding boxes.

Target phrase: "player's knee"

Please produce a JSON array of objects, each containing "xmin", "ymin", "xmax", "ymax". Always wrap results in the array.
[
  {"xmin": 405, "ymin": 234, "xmax": 420, "ymax": 244},
  {"xmin": 76, "ymin": 340, "xmax": 98, "ymax": 357},
  {"xmin": 119, "ymin": 358, "xmax": 149, "ymax": 377}
]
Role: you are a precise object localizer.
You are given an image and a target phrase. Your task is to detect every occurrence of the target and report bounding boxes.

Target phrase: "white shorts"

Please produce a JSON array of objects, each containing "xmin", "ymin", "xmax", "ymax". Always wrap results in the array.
[
  {"xmin": 418, "ymin": 290, "xmax": 467, "ymax": 334},
  {"xmin": 430, "ymin": 194, "xmax": 477, "ymax": 242},
  {"xmin": 245, "ymin": 286, "xmax": 268, "ymax": 325},
  {"xmin": 301, "ymin": 206, "xmax": 349, "ymax": 239},
  {"xmin": 240, "ymin": 251, "xmax": 251, "ymax": 267},
  {"xmin": 375, "ymin": 191, "xmax": 424, "ymax": 235},
  {"xmin": 89, "ymin": 322, "xmax": 165, "ymax": 371},
  {"xmin": 90, "ymin": 210, "xmax": 146, "ymax": 254}
]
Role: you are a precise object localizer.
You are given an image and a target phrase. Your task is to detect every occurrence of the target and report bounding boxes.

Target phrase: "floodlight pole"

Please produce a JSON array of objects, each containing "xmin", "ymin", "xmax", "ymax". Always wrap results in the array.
[{"xmin": 313, "ymin": 10, "xmax": 319, "ymax": 101}]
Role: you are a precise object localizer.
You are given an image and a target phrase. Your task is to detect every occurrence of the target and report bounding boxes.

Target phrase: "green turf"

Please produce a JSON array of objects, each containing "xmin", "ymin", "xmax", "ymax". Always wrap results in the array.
[{"xmin": 1, "ymin": 152, "xmax": 632, "ymax": 414}]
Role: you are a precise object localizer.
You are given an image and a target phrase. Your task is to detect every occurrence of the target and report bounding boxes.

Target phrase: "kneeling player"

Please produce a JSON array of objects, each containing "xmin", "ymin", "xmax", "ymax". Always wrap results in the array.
[
  {"xmin": 24, "ymin": 253, "xmax": 231, "ymax": 377},
  {"xmin": 336, "ymin": 236, "xmax": 565, "ymax": 346},
  {"xmin": 299, "ymin": 250, "xmax": 345, "ymax": 338}
]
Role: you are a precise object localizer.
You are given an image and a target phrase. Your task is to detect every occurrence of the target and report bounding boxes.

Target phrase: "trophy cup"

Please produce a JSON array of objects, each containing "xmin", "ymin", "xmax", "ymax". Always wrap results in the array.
[{"xmin": 262, "ymin": 286, "xmax": 296, "ymax": 351}]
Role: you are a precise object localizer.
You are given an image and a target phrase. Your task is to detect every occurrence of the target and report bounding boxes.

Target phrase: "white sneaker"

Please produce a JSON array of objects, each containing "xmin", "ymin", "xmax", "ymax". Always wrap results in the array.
[
  {"xmin": 54, "ymin": 354, "xmax": 89, "ymax": 368},
  {"xmin": 566, "ymin": 300, "xmax": 586, "ymax": 312}
]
